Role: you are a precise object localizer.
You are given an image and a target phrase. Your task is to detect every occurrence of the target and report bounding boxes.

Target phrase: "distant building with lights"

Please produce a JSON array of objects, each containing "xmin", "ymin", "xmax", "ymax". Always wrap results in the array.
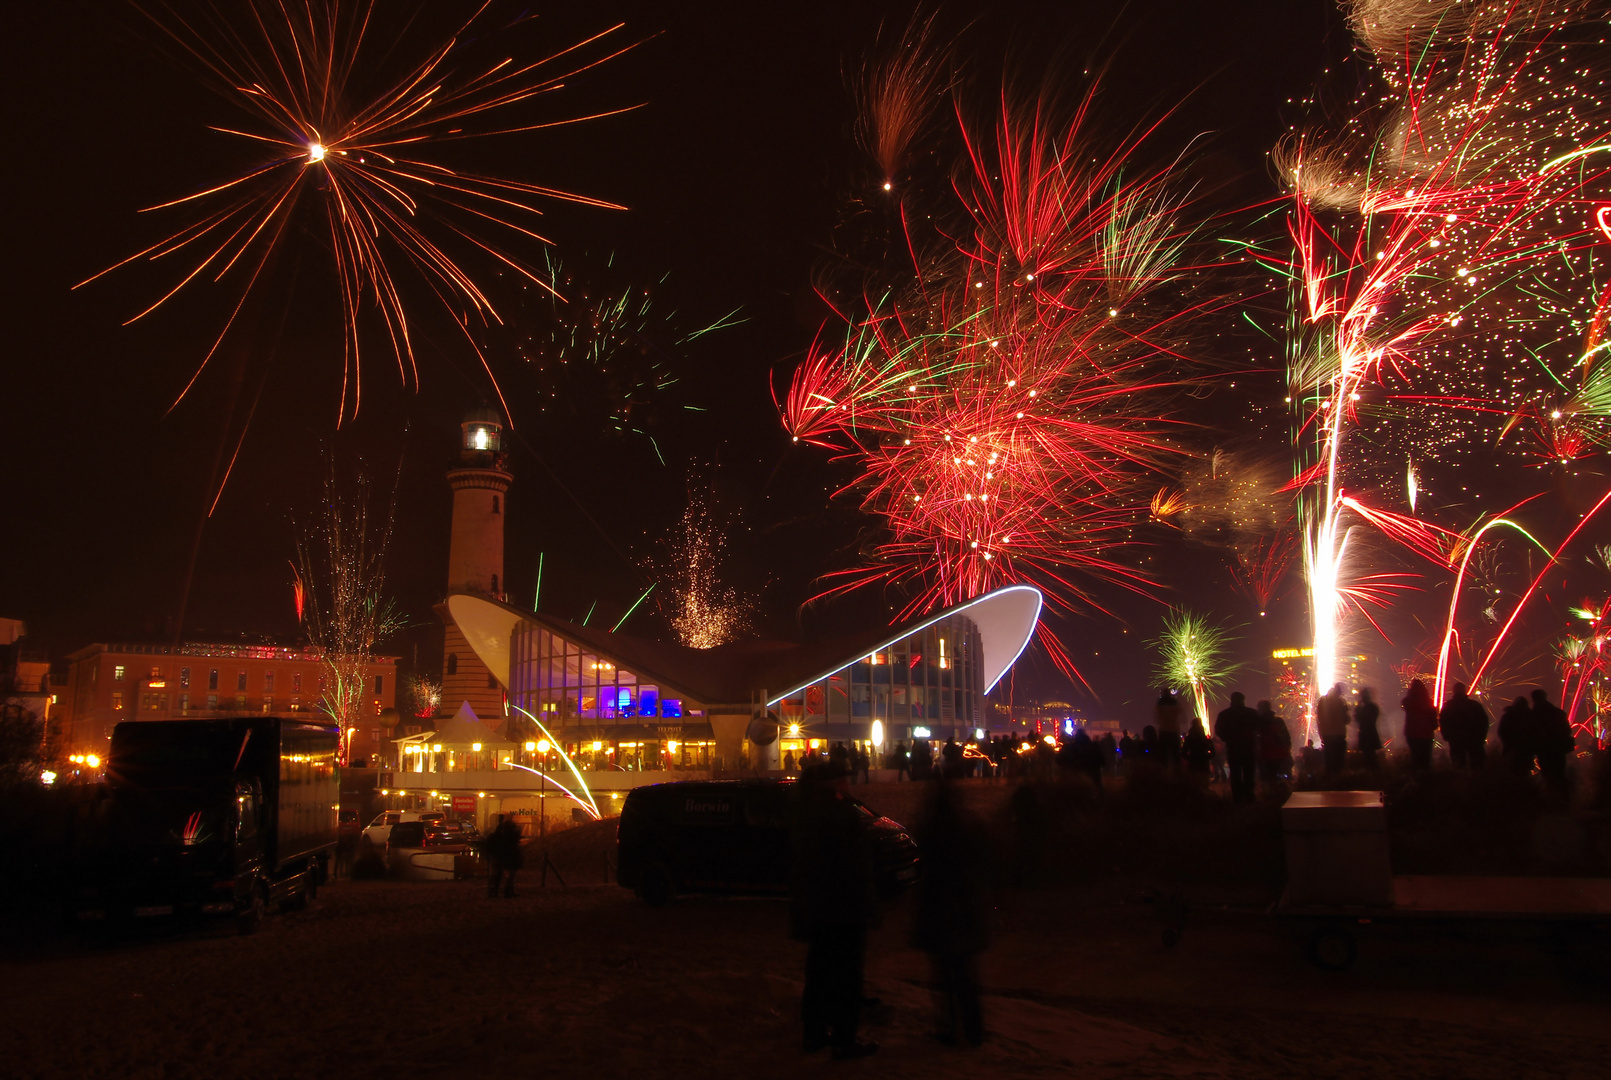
[
  {"xmin": 447, "ymin": 585, "xmax": 1042, "ymax": 774},
  {"xmin": 58, "ymin": 642, "xmax": 396, "ymax": 764},
  {"xmin": 1268, "ymin": 646, "xmax": 1390, "ymax": 740},
  {"xmin": 383, "ymin": 414, "xmax": 1041, "ymax": 828}
]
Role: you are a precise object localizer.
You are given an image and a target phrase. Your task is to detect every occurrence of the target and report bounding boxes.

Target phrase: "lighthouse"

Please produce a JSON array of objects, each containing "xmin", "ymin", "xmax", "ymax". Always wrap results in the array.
[{"xmin": 438, "ymin": 407, "xmax": 512, "ymax": 725}]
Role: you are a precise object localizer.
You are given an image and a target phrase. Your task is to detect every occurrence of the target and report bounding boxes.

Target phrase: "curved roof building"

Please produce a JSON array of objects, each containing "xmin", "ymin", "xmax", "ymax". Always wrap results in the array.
[{"xmin": 447, "ymin": 584, "xmax": 1042, "ymax": 770}]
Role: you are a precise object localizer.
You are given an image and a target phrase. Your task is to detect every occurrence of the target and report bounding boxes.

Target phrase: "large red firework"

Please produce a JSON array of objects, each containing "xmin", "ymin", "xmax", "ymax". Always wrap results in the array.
[{"xmin": 783, "ymin": 77, "xmax": 1232, "ymax": 636}]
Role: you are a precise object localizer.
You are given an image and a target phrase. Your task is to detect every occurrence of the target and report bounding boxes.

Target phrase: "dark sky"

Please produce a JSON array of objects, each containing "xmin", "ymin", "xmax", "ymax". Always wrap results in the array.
[{"xmin": 1, "ymin": 0, "xmax": 1348, "ymax": 717}]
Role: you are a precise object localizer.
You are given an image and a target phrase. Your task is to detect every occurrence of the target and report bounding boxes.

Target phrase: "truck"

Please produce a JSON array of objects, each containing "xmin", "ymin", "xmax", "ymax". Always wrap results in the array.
[{"xmin": 79, "ymin": 717, "xmax": 340, "ymax": 933}]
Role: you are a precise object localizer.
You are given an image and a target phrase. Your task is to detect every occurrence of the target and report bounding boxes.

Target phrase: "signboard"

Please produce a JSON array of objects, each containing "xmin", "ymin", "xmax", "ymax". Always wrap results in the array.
[{"xmin": 451, "ymin": 795, "xmax": 476, "ymax": 815}]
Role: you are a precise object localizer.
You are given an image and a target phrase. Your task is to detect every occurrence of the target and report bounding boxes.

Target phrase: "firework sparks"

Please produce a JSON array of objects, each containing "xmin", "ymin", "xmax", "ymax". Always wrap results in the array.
[
  {"xmin": 1277, "ymin": 0, "xmax": 1611, "ymax": 700},
  {"xmin": 657, "ymin": 490, "xmax": 752, "ymax": 650},
  {"xmin": 80, "ymin": 1, "xmax": 639, "ymax": 422},
  {"xmin": 782, "ymin": 50, "xmax": 1234, "ymax": 643},
  {"xmin": 1150, "ymin": 609, "xmax": 1238, "ymax": 727}
]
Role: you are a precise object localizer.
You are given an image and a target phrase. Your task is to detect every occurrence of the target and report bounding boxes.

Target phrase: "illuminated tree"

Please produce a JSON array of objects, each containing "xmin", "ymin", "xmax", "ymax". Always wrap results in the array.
[{"xmin": 295, "ymin": 464, "xmax": 406, "ymax": 764}]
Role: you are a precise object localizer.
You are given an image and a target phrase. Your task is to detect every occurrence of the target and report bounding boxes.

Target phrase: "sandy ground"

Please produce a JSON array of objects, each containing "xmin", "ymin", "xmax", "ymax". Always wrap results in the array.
[{"xmin": 4, "ymin": 779, "xmax": 1608, "ymax": 1079}]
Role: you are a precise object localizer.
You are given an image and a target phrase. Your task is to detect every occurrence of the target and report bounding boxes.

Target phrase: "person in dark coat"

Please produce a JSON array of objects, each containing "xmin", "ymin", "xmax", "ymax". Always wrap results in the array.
[
  {"xmin": 1497, "ymin": 697, "xmax": 1534, "ymax": 775},
  {"xmin": 1182, "ymin": 718, "xmax": 1213, "ymax": 777},
  {"xmin": 1439, "ymin": 682, "xmax": 1489, "ymax": 770},
  {"xmin": 1256, "ymin": 701, "xmax": 1292, "ymax": 784},
  {"xmin": 913, "ymin": 780, "xmax": 989, "ymax": 1047},
  {"xmin": 1316, "ymin": 684, "xmax": 1351, "ymax": 775},
  {"xmin": 1402, "ymin": 679, "xmax": 1438, "ymax": 771},
  {"xmin": 890, "ymin": 742, "xmax": 910, "ymax": 781},
  {"xmin": 1530, "ymin": 689, "xmax": 1573, "ymax": 798},
  {"xmin": 1214, "ymin": 692, "xmax": 1261, "ymax": 804},
  {"xmin": 791, "ymin": 765, "xmax": 879, "ymax": 1060},
  {"xmin": 1153, "ymin": 691, "xmax": 1183, "ymax": 767},
  {"xmin": 941, "ymin": 737, "xmax": 964, "ymax": 779},
  {"xmin": 484, "ymin": 814, "xmax": 523, "ymax": 898},
  {"xmin": 1354, "ymin": 688, "xmax": 1382, "ymax": 771}
]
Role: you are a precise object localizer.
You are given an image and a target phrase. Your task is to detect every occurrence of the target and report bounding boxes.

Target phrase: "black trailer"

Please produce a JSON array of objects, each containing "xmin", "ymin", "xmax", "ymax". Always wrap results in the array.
[{"xmin": 79, "ymin": 717, "xmax": 339, "ymax": 933}]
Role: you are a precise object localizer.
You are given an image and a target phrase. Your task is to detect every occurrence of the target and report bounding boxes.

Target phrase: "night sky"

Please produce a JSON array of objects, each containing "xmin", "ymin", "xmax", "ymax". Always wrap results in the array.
[{"xmin": 2, "ymin": 1, "xmax": 1367, "ymax": 719}]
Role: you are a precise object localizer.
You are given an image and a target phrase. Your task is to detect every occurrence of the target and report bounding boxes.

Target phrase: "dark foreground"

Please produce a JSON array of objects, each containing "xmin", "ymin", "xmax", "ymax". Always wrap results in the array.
[{"xmin": 4, "ymin": 845, "xmax": 1608, "ymax": 1078}]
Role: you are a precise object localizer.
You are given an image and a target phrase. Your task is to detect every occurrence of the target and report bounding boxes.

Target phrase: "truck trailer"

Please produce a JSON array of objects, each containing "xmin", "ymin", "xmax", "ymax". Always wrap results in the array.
[{"xmin": 80, "ymin": 717, "xmax": 339, "ymax": 933}]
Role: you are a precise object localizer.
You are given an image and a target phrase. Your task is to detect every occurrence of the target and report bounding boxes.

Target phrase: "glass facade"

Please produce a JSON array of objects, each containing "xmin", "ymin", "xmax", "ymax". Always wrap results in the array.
[
  {"xmin": 508, "ymin": 624, "xmax": 704, "ymax": 771},
  {"xmin": 774, "ymin": 613, "xmax": 985, "ymax": 745}
]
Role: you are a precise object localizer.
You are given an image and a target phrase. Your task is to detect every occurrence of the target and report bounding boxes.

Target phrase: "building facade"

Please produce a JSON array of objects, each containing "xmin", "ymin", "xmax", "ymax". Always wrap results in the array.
[
  {"xmin": 454, "ymin": 584, "xmax": 1043, "ymax": 774},
  {"xmin": 60, "ymin": 642, "xmax": 396, "ymax": 764}
]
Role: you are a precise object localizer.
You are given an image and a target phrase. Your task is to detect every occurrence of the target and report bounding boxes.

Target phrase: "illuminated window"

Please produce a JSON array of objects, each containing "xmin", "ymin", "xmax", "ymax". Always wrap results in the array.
[
  {"xmin": 262, "ymin": 697, "xmax": 273, "ymax": 715},
  {"xmin": 113, "ymin": 665, "xmax": 125, "ymax": 682},
  {"xmin": 235, "ymin": 694, "xmax": 247, "ymax": 710},
  {"xmin": 206, "ymin": 694, "xmax": 218, "ymax": 711},
  {"xmin": 111, "ymin": 692, "xmax": 124, "ymax": 711},
  {"xmin": 142, "ymin": 693, "xmax": 166, "ymax": 711},
  {"xmin": 290, "ymin": 696, "xmax": 300, "ymax": 711},
  {"xmin": 179, "ymin": 667, "xmax": 191, "ymax": 689},
  {"xmin": 148, "ymin": 666, "xmax": 161, "ymax": 680},
  {"xmin": 179, "ymin": 694, "xmax": 189, "ymax": 715}
]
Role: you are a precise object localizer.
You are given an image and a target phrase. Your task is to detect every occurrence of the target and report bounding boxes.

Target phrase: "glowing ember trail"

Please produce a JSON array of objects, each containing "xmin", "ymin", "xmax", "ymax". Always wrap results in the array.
[{"xmin": 80, "ymin": 1, "xmax": 640, "ymax": 422}]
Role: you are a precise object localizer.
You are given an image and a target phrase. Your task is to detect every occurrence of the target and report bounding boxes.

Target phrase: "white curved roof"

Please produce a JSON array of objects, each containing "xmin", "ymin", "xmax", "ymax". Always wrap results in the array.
[
  {"xmin": 765, "ymin": 583, "xmax": 1043, "ymax": 705},
  {"xmin": 448, "ymin": 582, "xmax": 1044, "ymax": 707},
  {"xmin": 447, "ymin": 594, "xmax": 523, "ymax": 688}
]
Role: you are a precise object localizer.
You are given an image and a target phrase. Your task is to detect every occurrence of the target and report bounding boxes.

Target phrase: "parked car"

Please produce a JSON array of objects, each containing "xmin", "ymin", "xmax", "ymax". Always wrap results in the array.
[
  {"xmin": 617, "ymin": 779, "xmax": 920, "ymax": 906},
  {"xmin": 360, "ymin": 810, "xmax": 444, "ymax": 851},
  {"xmin": 384, "ymin": 820, "xmax": 477, "ymax": 881}
]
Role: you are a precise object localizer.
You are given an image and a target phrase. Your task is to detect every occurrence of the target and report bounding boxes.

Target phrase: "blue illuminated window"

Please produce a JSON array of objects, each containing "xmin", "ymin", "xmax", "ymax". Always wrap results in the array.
[
  {"xmin": 638, "ymin": 688, "xmax": 658, "ymax": 717},
  {"xmin": 662, "ymin": 699, "xmax": 682, "ymax": 718}
]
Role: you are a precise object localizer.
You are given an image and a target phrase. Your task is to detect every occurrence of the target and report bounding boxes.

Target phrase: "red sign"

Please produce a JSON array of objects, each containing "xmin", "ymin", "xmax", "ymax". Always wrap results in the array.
[{"xmin": 451, "ymin": 795, "xmax": 476, "ymax": 815}]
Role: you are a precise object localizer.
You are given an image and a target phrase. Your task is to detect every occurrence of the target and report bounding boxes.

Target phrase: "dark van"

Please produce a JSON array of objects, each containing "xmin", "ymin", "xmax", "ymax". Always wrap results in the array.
[{"xmin": 616, "ymin": 779, "xmax": 919, "ymax": 906}]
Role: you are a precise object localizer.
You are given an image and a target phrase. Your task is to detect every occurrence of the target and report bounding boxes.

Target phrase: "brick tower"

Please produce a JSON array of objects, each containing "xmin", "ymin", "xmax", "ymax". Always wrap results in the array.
[{"xmin": 437, "ymin": 407, "xmax": 512, "ymax": 726}]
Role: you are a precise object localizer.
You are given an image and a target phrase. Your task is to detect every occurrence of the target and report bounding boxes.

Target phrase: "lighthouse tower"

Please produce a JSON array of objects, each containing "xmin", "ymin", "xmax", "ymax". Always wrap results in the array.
[{"xmin": 438, "ymin": 407, "xmax": 512, "ymax": 725}]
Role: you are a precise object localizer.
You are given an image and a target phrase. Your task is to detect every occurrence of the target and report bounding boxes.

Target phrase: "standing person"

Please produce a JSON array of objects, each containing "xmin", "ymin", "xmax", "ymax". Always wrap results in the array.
[
  {"xmin": 1355, "ymin": 688, "xmax": 1382, "ymax": 771},
  {"xmin": 1182, "ymin": 718, "xmax": 1213, "ymax": 778},
  {"xmin": 1118, "ymin": 730, "xmax": 1136, "ymax": 775},
  {"xmin": 791, "ymin": 765, "xmax": 879, "ymax": 1060},
  {"xmin": 784, "ymin": 750, "xmax": 798, "ymax": 776},
  {"xmin": 1214, "ymin": 692, "xmax": 1261, "ymax": 804},
  {"xmin": 485, "ymin": 814, "xmax": 523, "ymax": 898},
  {"xmin": 1153, "ymin": 690, "xmax": 1183, "ymax": 768},
  {"xmin": 942, "ymin": 737, "xmax": 964, "ymax": 779},
  {"xmin": 1439, "ymin": 683, "xmax": 1477, "ymax": 769},
  {"xmin": 913, "ymin": 780, "xmax": 988, "ymax": 1048},
  {"xmin": 1530, "ymin": 689, "xmax": 1573, "ymax": 798},
  {"xmin": 1497, "ymin": 697, "xmax": 1535, "ymax": 775},
  {"xmin": 1099, "ymin": 731, "xmax": 1118, "ymax": 777},
  {"xmin": 1256, "ymin": 701, "xmax": 1291, "ymax": 784},
  {"xmin": 891, "ymin": 742, "xmax": 910, "ymax": 782},
  {"xmin": 1402, "ymin": 679, "xmax": 1438, "ymax": 771},
  {"xmin": 1316, "ymin": 684, "xmax": 1352, "ymax": 775},
  {"xmin": 858, "ymin": 745, "xmax": 872, "ymax": 784}
]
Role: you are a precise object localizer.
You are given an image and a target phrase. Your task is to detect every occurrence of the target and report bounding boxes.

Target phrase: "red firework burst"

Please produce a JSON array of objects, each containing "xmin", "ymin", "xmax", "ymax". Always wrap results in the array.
[{"xmin": 786, "ymin": 76, "xmax": 1233, "ymax": 627}]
